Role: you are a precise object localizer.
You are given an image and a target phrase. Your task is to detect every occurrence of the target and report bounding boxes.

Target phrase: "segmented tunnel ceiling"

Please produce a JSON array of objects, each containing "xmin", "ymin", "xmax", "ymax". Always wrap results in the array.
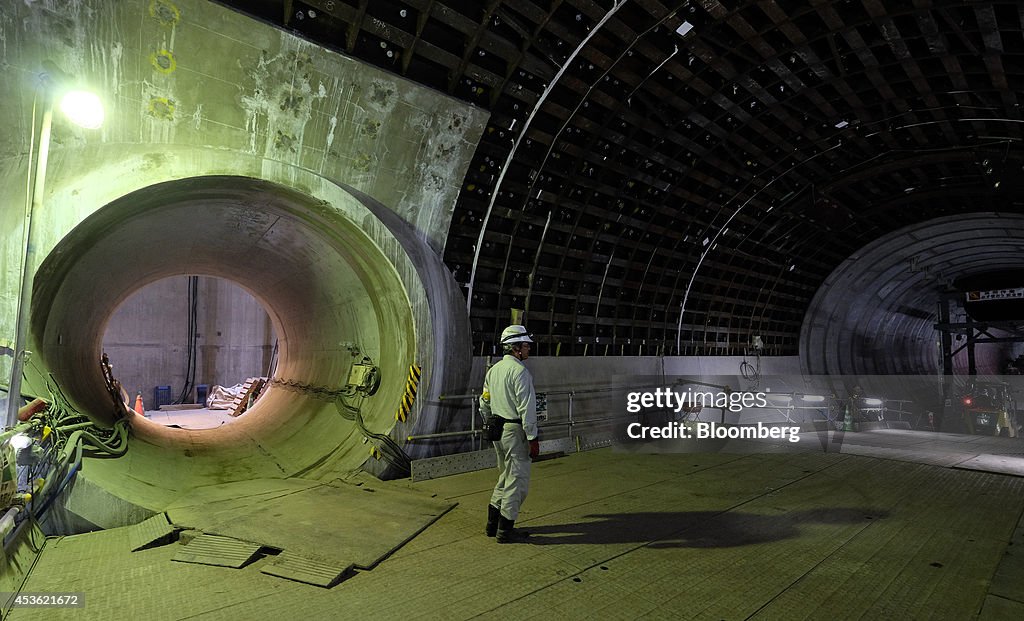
[{"xmin": 217, "ymin": 0, "xmax": 1024, "ymax": 356}]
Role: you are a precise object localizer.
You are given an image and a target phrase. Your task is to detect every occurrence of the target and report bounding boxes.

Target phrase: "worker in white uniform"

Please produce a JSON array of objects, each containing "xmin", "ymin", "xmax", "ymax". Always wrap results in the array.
[{"xmin": 482, "ymin": 325, "xmax": 539, "ymax": 543}]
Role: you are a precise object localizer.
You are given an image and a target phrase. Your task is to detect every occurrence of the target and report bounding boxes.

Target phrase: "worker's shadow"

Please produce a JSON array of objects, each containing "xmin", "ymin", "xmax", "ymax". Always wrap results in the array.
[{"xmin": 524, "ymin": 507, "xmax": 886, "ymax": 548}]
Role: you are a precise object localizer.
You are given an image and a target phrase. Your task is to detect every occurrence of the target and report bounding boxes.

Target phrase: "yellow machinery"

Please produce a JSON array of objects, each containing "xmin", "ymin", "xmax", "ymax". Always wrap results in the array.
[{"xmin": 958, "ymin": 381, "xmax": 1019, "ymax": 437}]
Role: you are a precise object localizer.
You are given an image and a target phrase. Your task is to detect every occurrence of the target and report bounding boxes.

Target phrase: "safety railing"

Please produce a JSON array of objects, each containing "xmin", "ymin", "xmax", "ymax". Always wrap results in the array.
[
  {"xmin": 407, "ymin": 378, "xmax": 731, "ymax": 452},
  {"xmin": 409, "ymin": 382, "xmax": 925, "ymax": 454},
  {"xmin": 756, "ymin": 395, "xmax": 919, "ymax": 429},
  {"xmin": 411, "ymin": 388, "xmax": 602, "ymax": 452}
]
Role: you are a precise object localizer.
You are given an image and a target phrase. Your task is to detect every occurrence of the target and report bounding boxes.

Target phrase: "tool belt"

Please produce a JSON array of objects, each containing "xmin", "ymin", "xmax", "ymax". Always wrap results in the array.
[{"xmin": 483, "ymin": 415, "xmax": 521, "ymax": 441}]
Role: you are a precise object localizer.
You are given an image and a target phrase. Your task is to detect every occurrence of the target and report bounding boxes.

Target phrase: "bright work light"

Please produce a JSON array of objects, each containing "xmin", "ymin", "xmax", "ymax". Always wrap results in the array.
[{"xmin": 59, "ymin": 89, "xmax": 104, "ymax": 129}]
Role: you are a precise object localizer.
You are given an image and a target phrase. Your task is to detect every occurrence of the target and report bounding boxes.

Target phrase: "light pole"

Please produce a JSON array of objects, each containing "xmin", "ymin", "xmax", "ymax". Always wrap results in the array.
[{"xmin": 5, "ymin": 63, "xmax": 102, "ymax": 428}]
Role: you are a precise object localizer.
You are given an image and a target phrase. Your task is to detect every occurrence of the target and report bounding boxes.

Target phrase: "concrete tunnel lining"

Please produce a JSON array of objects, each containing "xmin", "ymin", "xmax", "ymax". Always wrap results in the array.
[
  {"xmin": 800, "ymin": 213, "xmax": 1024, "ymax": 376},
  {"xmin": 28, "ymin": 175, "xmax": 445, "ymax": 508}
]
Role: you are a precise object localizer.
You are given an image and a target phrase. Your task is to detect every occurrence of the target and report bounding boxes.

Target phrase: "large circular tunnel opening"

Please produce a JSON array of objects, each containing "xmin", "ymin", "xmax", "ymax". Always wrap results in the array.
[
  {"xmin": 28, "ymin": 176, "xmax": 420, "ymax": 507},
  {"xmin": 102, "ymin": 275, "xmax": 278, "ymax": 429},
  {"xmin": 800, "ymin": 213, "xmax": 1024, "ymax": 377}
]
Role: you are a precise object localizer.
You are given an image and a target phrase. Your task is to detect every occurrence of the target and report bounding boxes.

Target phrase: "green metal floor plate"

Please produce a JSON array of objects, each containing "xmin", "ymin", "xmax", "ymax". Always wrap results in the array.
[
  {"xmin": 261, "ymin": 551, "xmax": 353, "ymax": 587},
  {"xmin": 172, "ymin": 534, "xmax": 262, "ymax": 568},
  {"xmin": 127, "ymin": 512, "xmax": 176, "ymax": 552},
  {"xmin": 954, "ymin": 453, "xmax": 1024, "ymax": 477},
  {"xmin": 15, "ymin": 438, "xmax": 1024, "ymax": 620},
  {"xmin": 167, "ymin": 477, "xmax": 453, "ymax": 569},
  {"xmin": 411, "ymin": 448, "xmax": 496, "ymax": 481}
]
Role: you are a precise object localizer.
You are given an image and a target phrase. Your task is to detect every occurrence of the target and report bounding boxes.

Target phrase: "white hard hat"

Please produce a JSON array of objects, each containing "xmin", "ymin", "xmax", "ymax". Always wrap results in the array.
[{"xmin": 500, "ymin": 325, "xmax": 534, "ymax": 344}]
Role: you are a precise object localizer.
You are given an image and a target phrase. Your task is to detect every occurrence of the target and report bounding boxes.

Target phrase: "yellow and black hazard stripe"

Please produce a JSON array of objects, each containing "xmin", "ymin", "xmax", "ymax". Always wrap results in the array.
[{"xmin": 395, "ymin": 364, "xmax": 421, "ymax": 422}]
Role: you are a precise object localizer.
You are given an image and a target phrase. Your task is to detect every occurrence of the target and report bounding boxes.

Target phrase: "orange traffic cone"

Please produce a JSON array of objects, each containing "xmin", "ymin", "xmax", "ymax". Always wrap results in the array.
[{"xmin": 134, "ymin": 393, "xmax": 145, "ymax": 415}]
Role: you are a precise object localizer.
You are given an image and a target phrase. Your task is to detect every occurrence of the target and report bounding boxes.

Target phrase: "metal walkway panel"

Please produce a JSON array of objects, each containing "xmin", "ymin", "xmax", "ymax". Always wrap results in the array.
[
  {"xmin": 954, "ymin": 453, "xmax": 1024, "ymax": 477},
  {"xmin": 172, "ymin": 534, "xmax": 262, "ymax": 568},
  {"xmin": 127, "ymin": 512, "xmax": 176, "ymax": 552},
  {"xmin": 167, "ymin": 475, "xmax": 453, "ymax": 570},
  {"xmin": 411, "ymin": 448, "xmax": 496, "ymax": 481},
  {"xmin": 261, "ymin": 552, "xmax": 353, "ymax": 587},
  {"xmin": 410, "ymin": 440, "xmax": 571, "ymax": 481},
  {"xmin": 13, "ymin": 438, "xmax": 1024, "ymax": 620}
]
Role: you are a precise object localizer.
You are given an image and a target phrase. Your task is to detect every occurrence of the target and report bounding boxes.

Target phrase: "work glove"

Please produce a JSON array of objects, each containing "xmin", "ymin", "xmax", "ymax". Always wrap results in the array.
[
  {"xmin": 479, "ymin": 390, "xmax": 492, "ymax": 417},
  {"xmin": 529, "ymin": 438, "xmax": 540, "ymax": 459}
]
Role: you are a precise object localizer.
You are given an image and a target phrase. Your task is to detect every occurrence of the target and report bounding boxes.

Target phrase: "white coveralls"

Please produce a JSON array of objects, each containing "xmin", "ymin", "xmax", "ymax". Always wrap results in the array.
[{"xmin": 482, "ymin": 354, "xmax": 537, "ymax": 521}]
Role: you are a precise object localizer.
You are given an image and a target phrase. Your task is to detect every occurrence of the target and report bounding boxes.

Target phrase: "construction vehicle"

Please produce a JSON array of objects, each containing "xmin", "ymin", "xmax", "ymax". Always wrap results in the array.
[{"xmin": 957, "ymin": 380, "xmax": 1019, "ymax": 437}]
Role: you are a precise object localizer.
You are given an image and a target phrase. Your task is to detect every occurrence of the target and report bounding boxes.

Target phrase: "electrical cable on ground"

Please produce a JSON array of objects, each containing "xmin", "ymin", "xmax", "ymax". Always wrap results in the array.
[
  {"xmin": 12, "ymin": 368, "xmax": 131, "ymax": 524},
  {"xmin": 269, "ymin": 371, "xmax": 410, "ymax": 474},
  {"xmin": 338, "ymin": 396, "xmax": 411, "ymax": 475}
]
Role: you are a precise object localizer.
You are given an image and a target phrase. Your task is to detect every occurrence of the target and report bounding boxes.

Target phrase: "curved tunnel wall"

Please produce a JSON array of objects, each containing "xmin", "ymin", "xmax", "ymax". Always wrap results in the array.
[
  {"xmin": 1, "ymin": 0, "xmax": 487, "ymax": 508},
  {"xmin": 27, "ymin": 175, "xmax": 472, "ymax": 508},
  {"xmin": 800, "ymin": 213, "xmax": 1024, "ymax": 376}
]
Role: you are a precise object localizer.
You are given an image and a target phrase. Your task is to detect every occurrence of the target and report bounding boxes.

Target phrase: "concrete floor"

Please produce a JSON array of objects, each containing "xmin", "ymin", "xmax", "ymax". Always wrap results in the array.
[
  {"xmin": 142, "ymin": 407, "xmax": 238, "ymax": 429},
  {"xmin": 7, "ymin": 430, "xmax": 1024, "ymax": 620}
]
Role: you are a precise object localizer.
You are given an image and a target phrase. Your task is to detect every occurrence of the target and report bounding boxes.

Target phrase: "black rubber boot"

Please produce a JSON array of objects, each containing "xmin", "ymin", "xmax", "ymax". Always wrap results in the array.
[
  {"xmin": 485, "ymin": 504, "xmax": 501, "ymax": 537},
  {"xmin": 495, "ymin": 516, "xmax": 528, "ymax": 543}
]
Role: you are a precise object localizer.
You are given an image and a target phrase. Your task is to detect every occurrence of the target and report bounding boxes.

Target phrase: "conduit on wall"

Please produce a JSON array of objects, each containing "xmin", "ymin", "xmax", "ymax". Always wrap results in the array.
[{"xmin": 27, "ymin": 176, "xmax": 471, "ymax": 509}]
